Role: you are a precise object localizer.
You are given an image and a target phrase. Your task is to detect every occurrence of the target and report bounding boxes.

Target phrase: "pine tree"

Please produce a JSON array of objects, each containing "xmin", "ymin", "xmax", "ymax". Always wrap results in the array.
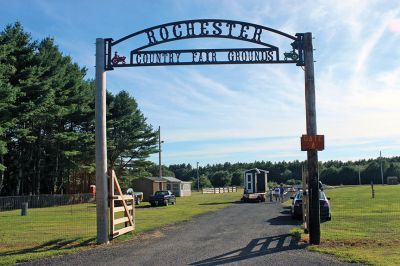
[
  {"xmin": 1, "ymin": 22, "xmax": 37, "ymax": 195},
  {"xmin": 107, "ymin": 91, "xmax": 158, "ymax": 177},
  {"xmin": 0, "ymin": 22, "xmax": 159, "ymax": 195},
  {"xmin": 0, "ymin": 31, "xmax": 17, "ymax": 193}
]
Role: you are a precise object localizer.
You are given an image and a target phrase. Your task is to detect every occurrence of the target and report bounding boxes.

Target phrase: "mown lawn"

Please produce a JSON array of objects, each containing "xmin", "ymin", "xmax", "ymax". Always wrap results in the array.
[
  {"xmin": 295, "ymin": 185, "xmax": 400, "ymax": 265},
  {"xmin": 0, "ymin": 190, "xmax": 242, "ymax": 265}
]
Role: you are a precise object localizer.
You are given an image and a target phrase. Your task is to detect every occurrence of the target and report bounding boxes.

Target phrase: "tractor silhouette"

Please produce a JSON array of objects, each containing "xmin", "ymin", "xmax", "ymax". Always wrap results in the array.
[
  {"xmin": 111, "ymin": 52, "xmax": 126, "ymax": 65},
  {"xmin": 284, "ymin": 50, "xmax": 298, "ymax": 61}
]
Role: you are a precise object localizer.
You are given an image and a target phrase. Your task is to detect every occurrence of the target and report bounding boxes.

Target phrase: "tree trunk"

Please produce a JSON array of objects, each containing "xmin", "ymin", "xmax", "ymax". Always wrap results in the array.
[
  {"xmin": 53, "ymin": 147, "xmax": 59, "ymax": 193},
  {"xmin": 35, "ymin": 130, "xmax": 42, "ymax": 195},
  {"xmin": 0, "ymin": 156, "xmax": 4, "ymax": 194},
  {"xmin": 36, "ymin": 159, "xmax": 41, "ymax": 195},
  {"xmin": 16, "ymin": 167, "xmax": 22, "ymax": 195}
]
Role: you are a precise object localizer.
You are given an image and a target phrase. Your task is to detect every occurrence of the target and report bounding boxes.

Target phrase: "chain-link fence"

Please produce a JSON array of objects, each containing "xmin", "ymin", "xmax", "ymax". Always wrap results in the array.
[
  {"xmin": 0, "ymin": 193, "xmax": 95, "ymax": 211},
  {"xmin": 0, "ymin": 194, "xmax": 97, "ymax": 265},
  {"xmin": 320, "ymin": 185, "xmax": 400, "ymax": 241}
]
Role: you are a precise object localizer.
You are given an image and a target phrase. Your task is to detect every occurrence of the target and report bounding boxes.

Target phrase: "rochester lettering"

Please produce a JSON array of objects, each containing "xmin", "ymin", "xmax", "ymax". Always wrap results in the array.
[
  {"xmin": 186, "ymin": 22, "xmax": 196, "ymax": 36},
  {"xmin": 159, "ymin": 27, "xmax": 169, "ymax": 41},
  {"xmin": 200, "ymin": 22, "xmax": 209, "ymax": 36},
  {"xmin": 212, "ymin": 22, "xmax": 222, "ymax": 35},
  {"xmin": 252, "ymin": 27, "xmax": 262, "ymax": 42},
  {"xmin": 143, "ymin": 21, "xmax": 266, "ymax": 47},
  {"xmin": 172, "ymin": 24, "xmax": 182, "ymax": 38},
  {"xmin": 239, "ymin": 24, "xmax": 250, "ymax": 39},
  {"xmin": 146, "ymin": 30, "xmax": 157, "ymax": 44},
  {"xmin": 226, "ymin": 22, "xmax": 236, "ymax": 37}
]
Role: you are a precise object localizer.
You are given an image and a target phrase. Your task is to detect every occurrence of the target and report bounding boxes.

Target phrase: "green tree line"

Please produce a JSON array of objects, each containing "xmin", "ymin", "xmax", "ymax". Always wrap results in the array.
[
  {"xmin": 0, "ymin": 23, "xmax": 158, "ymax": 195},
  {"xmin": 166, "ymin": 157, "xmax": 400, "ymax": 188}
]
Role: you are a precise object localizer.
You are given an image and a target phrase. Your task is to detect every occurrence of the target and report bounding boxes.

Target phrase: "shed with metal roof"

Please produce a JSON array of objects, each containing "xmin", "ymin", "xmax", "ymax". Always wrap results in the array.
[
  {"xmin": 131, "ymin": 176, "xmax": 167, "ymax": 201},
  {"xmin": 162, "ymin": 176, "xmax": 192, "ymax": 197}
]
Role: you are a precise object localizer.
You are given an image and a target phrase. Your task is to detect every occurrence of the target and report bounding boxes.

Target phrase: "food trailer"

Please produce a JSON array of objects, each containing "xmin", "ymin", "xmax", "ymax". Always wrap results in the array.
[{"xmin": 241, "ymin": 168, "xmax": 269, "ymax": 202}]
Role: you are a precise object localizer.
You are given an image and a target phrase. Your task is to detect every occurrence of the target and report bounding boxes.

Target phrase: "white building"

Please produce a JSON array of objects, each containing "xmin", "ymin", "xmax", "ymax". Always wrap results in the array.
[{"xmin": 162, "ymin": 176, "xmax": 192, "ymax": 197}]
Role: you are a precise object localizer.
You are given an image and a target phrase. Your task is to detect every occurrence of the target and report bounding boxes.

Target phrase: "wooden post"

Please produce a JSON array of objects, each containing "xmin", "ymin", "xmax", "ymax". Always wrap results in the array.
[
  {"xmin": 371, "ymin": 181, "xmax": 375, "ymax": 198},
  {"xmin": 304, "ymin": 32, "xmax": 320, "ymax": 245},
  {"xmin": 109, "ymin": 172, "xmax": 114, "ymax": 239},
  {"xmin": 109, "ymin": 170, "xmax": 135, "ymax": 238},
  {"xmin": 95, "ymin": 38, "xmax": 109, "ymax": 244}
]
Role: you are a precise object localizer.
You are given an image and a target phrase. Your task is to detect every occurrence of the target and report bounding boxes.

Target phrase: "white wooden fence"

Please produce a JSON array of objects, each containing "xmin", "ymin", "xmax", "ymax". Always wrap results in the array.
[{"xmin": 202, "ymin": 186, "xmax": 237, "ymax": 194}]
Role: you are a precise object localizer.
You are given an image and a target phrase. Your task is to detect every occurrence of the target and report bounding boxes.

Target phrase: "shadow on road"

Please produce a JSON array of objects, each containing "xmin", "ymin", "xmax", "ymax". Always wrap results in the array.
[
  {"xmin": 266, "ymin": 215, "xmax": 302, "ymax": 226},
  {"xmin": 190, "ymin": 233, "xmax": 306, "ymax": 265},
  {"xmin": 266, "ymin": 206, "xmax": 302, "ymax": 226}
]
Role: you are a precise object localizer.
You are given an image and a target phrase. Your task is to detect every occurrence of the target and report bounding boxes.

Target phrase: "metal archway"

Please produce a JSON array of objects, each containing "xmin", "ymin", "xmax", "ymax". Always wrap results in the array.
[{"xmin": 95, "ymin": 19, "xmax": 323, "ymax": 245}]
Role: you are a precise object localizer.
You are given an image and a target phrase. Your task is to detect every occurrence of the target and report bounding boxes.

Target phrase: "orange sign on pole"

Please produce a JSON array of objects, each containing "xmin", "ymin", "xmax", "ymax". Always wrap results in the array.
[{"xmin": 301, "ymin": 135, "xmax": 325, "ymax": 151}]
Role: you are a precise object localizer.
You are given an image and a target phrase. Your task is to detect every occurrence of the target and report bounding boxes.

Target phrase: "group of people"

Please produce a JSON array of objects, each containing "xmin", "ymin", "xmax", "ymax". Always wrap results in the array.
[{"xmin": 271, "ymin": 184, "xmax": 285, "ymax": 202}]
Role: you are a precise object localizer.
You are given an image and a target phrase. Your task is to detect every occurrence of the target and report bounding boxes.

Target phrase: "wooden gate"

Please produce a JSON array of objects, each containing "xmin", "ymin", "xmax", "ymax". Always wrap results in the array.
[{"xmin": 109, "ymin": 170, "xmax": 135, "ymax": 239}]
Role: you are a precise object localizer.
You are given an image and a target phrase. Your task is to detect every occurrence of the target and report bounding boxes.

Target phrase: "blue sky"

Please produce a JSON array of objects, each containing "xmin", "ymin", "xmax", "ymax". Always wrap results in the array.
[{"xmin": 1, "ymin": 0, "xmax": 400, "ymax": 166}]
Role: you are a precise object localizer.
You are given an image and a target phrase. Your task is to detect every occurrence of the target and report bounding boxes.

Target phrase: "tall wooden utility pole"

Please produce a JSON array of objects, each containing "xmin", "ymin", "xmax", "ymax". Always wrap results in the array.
[
  {"xmin": 304, "ymin": 32, "xmax": 320, "ymax": 245},
  {"xmin": 95, "ymin": 38, "xmax": 109, "ymax": 244}
]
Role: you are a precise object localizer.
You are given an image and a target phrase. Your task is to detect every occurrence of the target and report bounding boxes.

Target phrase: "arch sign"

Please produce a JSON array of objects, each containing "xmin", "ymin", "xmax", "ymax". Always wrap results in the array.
[
  {"xmin": 104, "ymin": 19, "xmax": 305, "ymax": 69},
  {"xmin": 94, "ymin": 19, "xmax": 323, "ymax": 245}
]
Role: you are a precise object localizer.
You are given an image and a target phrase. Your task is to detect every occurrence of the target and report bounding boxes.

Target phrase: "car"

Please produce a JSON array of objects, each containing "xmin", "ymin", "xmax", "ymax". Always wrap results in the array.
[
  {"xmin": 149, "ymin": 190, "xmax": 176, "ymax": 207},
  {"xmin": 290, "ymin": 190, "xmax": 331, "ymax": 220}
]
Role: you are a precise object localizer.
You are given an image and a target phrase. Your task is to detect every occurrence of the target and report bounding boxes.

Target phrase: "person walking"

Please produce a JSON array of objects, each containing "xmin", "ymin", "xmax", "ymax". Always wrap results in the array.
[
  {"xmin": 279, "ymin": 183, "xmax": 285, "ymax": 202},
  {"xmin": 273, "ymin": 187, "xmax": 280, "ymax": 202}
]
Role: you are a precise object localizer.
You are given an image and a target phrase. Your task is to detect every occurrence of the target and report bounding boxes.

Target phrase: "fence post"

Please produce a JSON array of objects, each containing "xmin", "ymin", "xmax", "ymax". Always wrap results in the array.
[
  {"xmin": 371, "ymin": 181, "xmax": 375, "ymax": 198},
  {"xmin": 21, "ymin": 202, "xmax": 28, "ymax": 216}
]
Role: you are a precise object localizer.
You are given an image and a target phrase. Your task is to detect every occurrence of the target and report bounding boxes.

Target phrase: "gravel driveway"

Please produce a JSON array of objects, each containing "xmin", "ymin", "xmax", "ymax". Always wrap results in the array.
[{"xmin": 23, "ymin": 201, "xmax": 361, "ymax": 265}]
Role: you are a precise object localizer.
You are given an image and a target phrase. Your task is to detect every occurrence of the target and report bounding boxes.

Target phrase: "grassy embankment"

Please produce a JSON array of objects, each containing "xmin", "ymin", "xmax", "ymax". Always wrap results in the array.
[
  {"xmin": 0, "ymin": 190, "xmax": 242, "ymax": 265},
  {"xmin": 293, "ymin": 185, "xmax": 400, "ymax": 265}
]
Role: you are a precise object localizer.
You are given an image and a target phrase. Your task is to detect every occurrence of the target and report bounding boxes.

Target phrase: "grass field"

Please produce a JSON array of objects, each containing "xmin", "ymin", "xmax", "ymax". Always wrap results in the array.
[
  {"xmin": 0, "ymin": 190, "xmax": 242, "ymax": 265},
  {"xmin": 295, "ymin": 185, "xmax": 400, "ymax": 265}
]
